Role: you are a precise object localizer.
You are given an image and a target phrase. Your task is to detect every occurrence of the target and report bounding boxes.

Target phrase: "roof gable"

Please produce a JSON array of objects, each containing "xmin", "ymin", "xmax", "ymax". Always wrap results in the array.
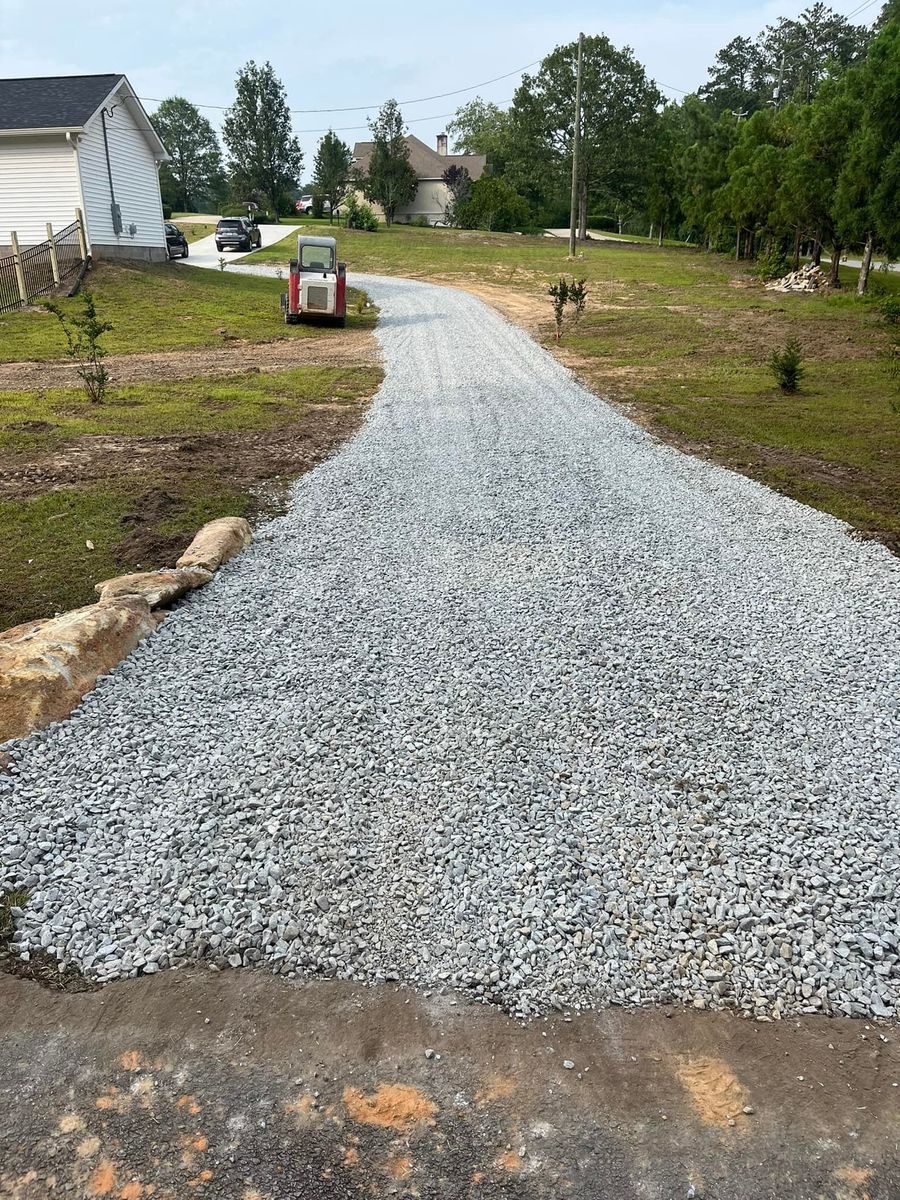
[
  {"xmin": 352, "ymin": 135, "xmax": 486, "ymax": 182},
  {"xmin": 0, "ymin": 74, "xmax": 124, "ymax": 130}
]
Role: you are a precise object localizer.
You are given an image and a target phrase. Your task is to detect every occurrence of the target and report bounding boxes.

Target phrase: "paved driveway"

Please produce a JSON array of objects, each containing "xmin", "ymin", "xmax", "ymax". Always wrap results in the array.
[{"xmin": 182, "ymin": 222, "xmax": 293, "ymax": 269}]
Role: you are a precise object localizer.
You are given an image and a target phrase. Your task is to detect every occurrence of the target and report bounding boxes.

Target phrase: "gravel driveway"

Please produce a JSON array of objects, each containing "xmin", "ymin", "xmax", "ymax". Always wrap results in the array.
[{"xmin": 2, "ymin": 275, "xmax": 899, "ymax": 1021}]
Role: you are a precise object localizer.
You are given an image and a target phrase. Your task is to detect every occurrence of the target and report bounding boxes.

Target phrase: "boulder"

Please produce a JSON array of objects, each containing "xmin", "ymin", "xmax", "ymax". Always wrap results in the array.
[
  {"xmin": 95, "ymin": 566, "xmax": 213, "ymax": 608},
  {"xmin": 176, "ymin": 517, "xmax": 252, "ymax": 572},
  {"xmin": 0, "ymin": 597, "xmax": 162, "ymax": 743}
]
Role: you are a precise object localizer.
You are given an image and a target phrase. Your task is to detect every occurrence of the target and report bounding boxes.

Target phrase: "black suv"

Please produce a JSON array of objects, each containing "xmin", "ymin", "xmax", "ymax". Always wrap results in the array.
[
  {"xmin": 215, "ymin": 218, "xmax": 261, "ymax": 252},
  {"xmin": 164, "ymin": 222, "xmax": 189, "ymax": 258}
]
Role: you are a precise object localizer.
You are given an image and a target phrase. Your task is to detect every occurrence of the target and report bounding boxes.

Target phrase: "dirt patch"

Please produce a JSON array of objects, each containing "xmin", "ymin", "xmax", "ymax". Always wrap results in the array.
[
  {"xmin": 675, "ymin": 1056, "xmax": 750, "ymax": 1129},
  {"xmin": 342, "ymin": 1084, "xmax": 437, "ymax": 1131},
  {"xmin": 0, "ymin": 328, "xmax": 379, "ymax": 391}
]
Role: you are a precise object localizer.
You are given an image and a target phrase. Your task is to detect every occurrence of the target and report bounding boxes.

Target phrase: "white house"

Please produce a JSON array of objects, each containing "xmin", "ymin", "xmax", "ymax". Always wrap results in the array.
[
  {"xmin": 0, "ymin": 74, "xmax": 169, "ymax": 260},
  {"xmin": 351, "ymin": 134, "xmax": 487, "ymax": 225}
]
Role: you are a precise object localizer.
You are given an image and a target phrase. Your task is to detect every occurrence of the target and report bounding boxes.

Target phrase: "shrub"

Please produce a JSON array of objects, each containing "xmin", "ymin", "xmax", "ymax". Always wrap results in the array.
[
  {"xmin": 568, "ymin": 278, "xmax": 588, "ymax": 325},
  {"xmin": 549, "ymin": 278, "xmax": 569, "ymax": 340},
  {"xmin": 754, "ymin": 244, "xmax": 791, "ymax": 281},
  {"xmin": 162, "ymin": 204, "xmax": 173, "ymax": 220},
  {"xmin": 44, "ymin": 291, "xmax": 112, "ymax": 405},
  {"xmin": 586, "ymin": 214, "xmax": 617, "ymax": 232},
  {"xmin": 408, "ymin": 214, "xmax": 432, "ymax": 228},
  {"xmin": 344, "ymin": 194, "xmax": 378, "ymax": 232},
  {"xmin": 769, "ymin": 338, "xmax": 804, "ymax": 393},
  {"xmin": 457, "ymin": 176, "xmax": 530, "ymax": 232},
  {"xmin": 878, "ymin": 296, "xmax": 900, "ymax": 326}
]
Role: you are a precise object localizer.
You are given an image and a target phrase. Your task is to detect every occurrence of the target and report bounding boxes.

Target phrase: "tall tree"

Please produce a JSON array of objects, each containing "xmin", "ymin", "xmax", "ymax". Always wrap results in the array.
[
  {"xmin": 506, "ymin": 36, "xmax": 663, "ymax": 237},
  {"xmin": 446, "ymin": 97, "xmax": 509, "ymax": 166},
  {"xmin": 362, "ymin": 100, "xmax": 417, "ymax": 225},
  {"xmin": 151, "ymin": 97, "xmax": 224, "ymax": 212},
  {"xmin": 312, "ymin": 130, "xmax": 353, "ymax": 223},
  {"xmin": 698, "ymin": 36, "xmax": 767, "ymax": 117},
  {"xmin": 222, "ymin": 61, "xmax": 303, "ymax": 217}
]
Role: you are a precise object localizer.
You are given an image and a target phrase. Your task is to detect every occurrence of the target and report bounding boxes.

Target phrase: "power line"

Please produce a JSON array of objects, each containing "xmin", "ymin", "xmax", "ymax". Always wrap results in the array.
[
  {"xmin": 138, "ymin": 59, "xmax": 539, "ymax": 116},
  {"xmin": 844, "ymin": 0, "xmax": 882, "ymax": 19}
]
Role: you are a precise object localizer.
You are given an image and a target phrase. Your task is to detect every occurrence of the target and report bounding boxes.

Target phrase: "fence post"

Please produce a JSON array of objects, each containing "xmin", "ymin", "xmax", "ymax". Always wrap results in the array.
[
  {"xmin": 9, "ymin": 232, "xmax": 28, "ymax": 304},
  {"xmin": 46, "ymin": 222, "xmax": 60, "ymax": 284},
  {"xmin": 74, "ymin": 208, "xmax": 88, "ymax": 259}
]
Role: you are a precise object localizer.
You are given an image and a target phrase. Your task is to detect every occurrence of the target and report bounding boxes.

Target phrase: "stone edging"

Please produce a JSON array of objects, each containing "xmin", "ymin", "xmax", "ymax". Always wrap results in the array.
[{"xmin": 0, "ymin": 517, "xmax": 251, "ymax": 745}]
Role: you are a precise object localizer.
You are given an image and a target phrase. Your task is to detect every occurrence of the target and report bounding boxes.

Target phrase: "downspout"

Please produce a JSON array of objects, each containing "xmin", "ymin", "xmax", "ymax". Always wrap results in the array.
[{"xmin": 67, "ymin": 131, "xmax": 91, "ymax": 256}]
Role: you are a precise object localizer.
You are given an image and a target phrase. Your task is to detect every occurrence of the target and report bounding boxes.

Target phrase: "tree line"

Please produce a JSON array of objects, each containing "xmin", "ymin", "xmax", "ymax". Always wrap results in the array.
[{"xmin": 151, "ymin": 3, "xmax": 898, "ymax": 289}]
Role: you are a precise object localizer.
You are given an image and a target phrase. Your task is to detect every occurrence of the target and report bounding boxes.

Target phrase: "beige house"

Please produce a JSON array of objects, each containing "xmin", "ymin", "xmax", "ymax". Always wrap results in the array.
[{"xmin": 351, "ymin": 133, "xmax": 486, "ymax": 225}]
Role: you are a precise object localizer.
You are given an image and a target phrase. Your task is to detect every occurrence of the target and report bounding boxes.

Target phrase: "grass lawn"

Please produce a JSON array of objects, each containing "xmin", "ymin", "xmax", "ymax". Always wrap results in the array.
[
  {"xmin": 0, "ymin": 260, "xmax": 374, "ymax": 362},
  {"xmin": 256, "ymin": 223, "xmax": 899, "ymax": 540},
  {"xmin": 175, "ymin": 222, "xmax": 217, "ymax": 243}
]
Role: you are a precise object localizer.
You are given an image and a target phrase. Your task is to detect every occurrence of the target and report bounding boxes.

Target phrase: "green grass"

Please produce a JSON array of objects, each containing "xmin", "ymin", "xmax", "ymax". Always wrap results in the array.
[
  {"xmin": 0, "ymin": 484, "xmax": 253, "ymax": 629},
  {"xmin": 0, "ymin": 260, "xmax": 374, "ymax": 362},
  {"xmin": 0, "ymin": 366, "xmax": 382, "ymax": 449},
  {"xmin": 175, "ymin": 222, "xmax": 217, "ymax": 244}
]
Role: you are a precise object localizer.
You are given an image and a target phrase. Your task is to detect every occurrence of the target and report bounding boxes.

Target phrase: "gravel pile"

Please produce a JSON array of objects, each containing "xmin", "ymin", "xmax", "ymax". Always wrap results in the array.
[{"xmin": 2, "ymin": 275, "xmax": 899, "ymax": 1020}]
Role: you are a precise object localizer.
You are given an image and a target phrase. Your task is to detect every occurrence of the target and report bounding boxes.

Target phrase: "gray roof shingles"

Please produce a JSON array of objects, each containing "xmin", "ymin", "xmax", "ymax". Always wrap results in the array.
[{"xmin": 0, "ymin": 74, "xmax": 123, "ymax": 131}]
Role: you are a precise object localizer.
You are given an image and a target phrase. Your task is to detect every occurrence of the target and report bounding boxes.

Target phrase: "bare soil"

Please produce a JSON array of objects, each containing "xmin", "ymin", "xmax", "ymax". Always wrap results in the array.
[
  {"xmin": 0, "ymin": 329, "xmax": 379, "ymax": 390},
  {"xmin": 1, "ymin": 968, "xmax": 896, "ymax": 1199}
]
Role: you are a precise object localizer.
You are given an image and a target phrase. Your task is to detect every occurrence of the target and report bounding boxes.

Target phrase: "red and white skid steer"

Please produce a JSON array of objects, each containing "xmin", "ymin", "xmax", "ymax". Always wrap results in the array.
[{"xmin": 281, "ymin": 235, "xmax": 347, "ymax": 327}]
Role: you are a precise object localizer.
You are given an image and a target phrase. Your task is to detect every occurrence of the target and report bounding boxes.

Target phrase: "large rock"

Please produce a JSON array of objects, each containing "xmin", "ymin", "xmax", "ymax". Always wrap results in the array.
[
  {"xmin": 95, "ymin": 566, "xmax": 212, "ymax": 608},
  {"xmin": 0, "ymin": 597, "xmax": 162, "ymax": 743},
  {"xmin": 176, "ymin": 517, "xmax": 252, "ymax": 572}
]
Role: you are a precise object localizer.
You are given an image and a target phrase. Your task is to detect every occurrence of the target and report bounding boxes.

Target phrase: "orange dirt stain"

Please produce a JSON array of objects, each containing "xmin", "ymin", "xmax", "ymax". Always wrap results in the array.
[
  {"xmin": 674, "ymin": 1057, "xmax": 749, "ymax": 1129},
  {"xmin": 187, "ymin": 1169, "xmax": 214, "ymax": 1187},
  {"xmin": 495, "ymin": 1150, "xmax": 522, "ymax": 1173},
  {"xmin": 117, "ymin": 1051, "xmax": 143, "ymax": 1073},
  {"xmin": 119, "ymin": 1183, "xmax": 144, "ymax": 1199},
  {"xmin": 189, "ymin": 1135, "xmax": 208, "ymax": 1153},
  {"xmin": 87, "ymin": 1159, "xmax": 118, "ymax": 1196},
  {"xmin": 285, "ymin": 1093, "xmax": 318, "ymax": 1122},
  {"xmin": 343, "ymin": 1084, "xmax": 437, "ymax": 1131},
  {"xmin": 474, "ymin": 1075, "xmax": 516, "ymax": 1107},
  {"xmin": 343, "ymin": 1148, "xmax": 359, "ymax": 1167},
  {"xmin": 176, "ymin": 1095, "xmax": 202, "ymax": 1115},
  {"xmin": 58, "ymin": 1112, "xmax": 85, "ymax": 1134},
  {"xmin": 385, "ymin": 1154, "xmax": 412, "ymax": 1180},
  {"xmin": 77, "ymin": 1136, "xmax": 102, "ymax": 1159},
  {"xmin": 471, "ymin": 1171, "xmax": 485, "ymax": 1185}
]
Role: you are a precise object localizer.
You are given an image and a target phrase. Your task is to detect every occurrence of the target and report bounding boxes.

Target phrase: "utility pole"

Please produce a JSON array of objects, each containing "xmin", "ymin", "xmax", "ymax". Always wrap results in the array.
[{"xmin": 568, "ymin": 31, "xmax": 584, "ymax": 258}]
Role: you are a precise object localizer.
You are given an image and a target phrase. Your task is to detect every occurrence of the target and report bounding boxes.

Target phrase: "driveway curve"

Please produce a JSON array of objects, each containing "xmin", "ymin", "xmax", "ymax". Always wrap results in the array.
[{"xmin": 2, "ymin": 274, "xmax": 899, "ymax": 1021}]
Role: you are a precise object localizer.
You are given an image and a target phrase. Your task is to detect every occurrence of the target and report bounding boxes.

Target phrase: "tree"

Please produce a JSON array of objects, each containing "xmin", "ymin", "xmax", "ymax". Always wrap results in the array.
[
  {"xmin": 312, "ymin": 130, "xmax": 353, "ymax": 223},
  {"xmin": 152, "ymin": 97, "xmax": 225, "ymax": 212},
  {"xmin": 506, "ymin": 36, "xmax": 663, "ymax": 238},
  {"xmin": 446, "ymin": 97, "xmax": 510, "ymax": 166},
  {"xmin": 760, "ymin": 4, "xmax": 871, "ymax": 106},
  {"xmin": 363, "ymin": 100, "xmax": 417, "ymax": 225},
  {"xmin": 222, "ymin": 61, "xmax": 303, "ymax": 218},
  {"xmin": 456, "ymin": 175, "xmax": 529, "ymax": 231},
  {"xmin": 699, "ymin": 36, "xmax": 767, "ymax": 117},
  {"xmin": 441, "ymin": 164, "xmax": 472, "ymax": 225}
]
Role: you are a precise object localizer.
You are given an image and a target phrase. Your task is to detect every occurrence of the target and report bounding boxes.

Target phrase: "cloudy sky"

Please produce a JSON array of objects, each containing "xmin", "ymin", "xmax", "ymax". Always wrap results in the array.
[{"xmin": 0, "ymin": 0, "xmax": 876, "ymax": 174}]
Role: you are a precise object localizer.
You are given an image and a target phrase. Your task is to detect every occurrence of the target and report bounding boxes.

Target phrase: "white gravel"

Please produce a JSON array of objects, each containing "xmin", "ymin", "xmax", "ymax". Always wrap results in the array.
[{"xmin": 2, "ymin": 274, "xmax": 899, "ymax": 1020}]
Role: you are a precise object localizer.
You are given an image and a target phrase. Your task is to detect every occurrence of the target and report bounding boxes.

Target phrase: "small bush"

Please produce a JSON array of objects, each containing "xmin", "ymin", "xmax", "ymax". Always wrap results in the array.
[
  {"xmin": 408, "ymin": 214, "xmax": 432, "ymax": 228},
  {"xmin": 549, "ymin": 278, "xmax": 569, "ymax": 340},
  {"xmin": 568, "ymin": 278, "xmax": 588, "ymax": 325},
  {"xmin": 754, "ymin": 245, "xmax": 791, "ymax": 281},
  {"xmin": 878, "ymin": 296, "xmax": 900, "ymax": 326},
  {"xmin": 44, "ymin": 291, "xmax": 112, "ymax": 405},
  {"xmin": 769, "ymin": 337, "xmax": 804, "ymax": 393},
  {"xmin": 586, "ymin": 213, "xmax": 617, "ymax": 232},
  {"xmin": 162, "ymin": 204, "xmax": 173, "ymax": 220},
  {"xmin": 344, "ymin": 194, "xmax": 378, "ymax": 232}
]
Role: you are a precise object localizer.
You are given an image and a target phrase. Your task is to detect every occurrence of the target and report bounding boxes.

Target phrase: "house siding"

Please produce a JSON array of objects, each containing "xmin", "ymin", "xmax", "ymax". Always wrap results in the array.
[
  {"xmin": 77, "ymin": 93, "xmax": 166, "ymax": 260},
  {"xmin": 0, "ymin": 134, "xmax": 81, "ymax": 245}
]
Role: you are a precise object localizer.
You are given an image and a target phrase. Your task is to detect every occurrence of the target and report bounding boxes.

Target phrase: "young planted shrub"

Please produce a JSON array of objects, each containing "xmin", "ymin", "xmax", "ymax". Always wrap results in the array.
[
  {"xmin": 549, "ymin": 278, "xmax": 570, "ymax": 340},
  {"xmin": 568, "ymin": 278, "xmax": 588, "ymax": 325},
  {"xmin": 44, "ymin": 291, "xmax": 112, "ymax": 404},
  {"xmin": 344, "ymin": 193, "xmax": 379, "ymax": 232},
  {"xmin": 769, "ymin": 337, "xmax": 804, "ymax": 394}
]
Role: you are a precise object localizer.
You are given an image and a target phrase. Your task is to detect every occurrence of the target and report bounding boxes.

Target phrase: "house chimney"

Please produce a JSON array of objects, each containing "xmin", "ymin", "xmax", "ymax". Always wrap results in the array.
[{"xmin": 436, "ymin": 132, "xmax": 448, "ymax": 156}]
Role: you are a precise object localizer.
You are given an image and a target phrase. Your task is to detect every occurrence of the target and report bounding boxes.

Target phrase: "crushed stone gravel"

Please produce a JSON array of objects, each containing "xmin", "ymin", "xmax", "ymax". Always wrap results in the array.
[{"xmin": 2, "ymin": 273, "xmax": 899, "ymax": 1020}]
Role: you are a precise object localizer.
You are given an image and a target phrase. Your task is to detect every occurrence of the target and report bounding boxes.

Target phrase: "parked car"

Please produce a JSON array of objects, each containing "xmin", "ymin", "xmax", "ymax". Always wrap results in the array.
[
  {"xmin": 164, "ymin": 222, "xmax": 188, "ymax": 258},
  {"xmin": 296, "ymin": 195, "xmax": 332, "ymax": 215},
  {"xmin": 215, "ymin": 217, "xmax": 261, "ymax": 252}
]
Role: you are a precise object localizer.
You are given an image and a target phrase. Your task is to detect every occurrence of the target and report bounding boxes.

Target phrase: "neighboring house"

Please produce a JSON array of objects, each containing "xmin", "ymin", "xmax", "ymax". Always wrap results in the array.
[
  {"xmin": 0, "ymin": 74, "xmax": 170, "ymax": 260},
  {"xmin": 351, "ymin": 133, "xmax": 487, "ymax": 225}
]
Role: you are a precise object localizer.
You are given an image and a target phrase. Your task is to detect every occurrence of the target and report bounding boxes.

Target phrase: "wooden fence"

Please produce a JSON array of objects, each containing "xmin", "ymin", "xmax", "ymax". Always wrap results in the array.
[{"xmin": 0, "ymin": 210, "xmax": 89, "ymax": 314}]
